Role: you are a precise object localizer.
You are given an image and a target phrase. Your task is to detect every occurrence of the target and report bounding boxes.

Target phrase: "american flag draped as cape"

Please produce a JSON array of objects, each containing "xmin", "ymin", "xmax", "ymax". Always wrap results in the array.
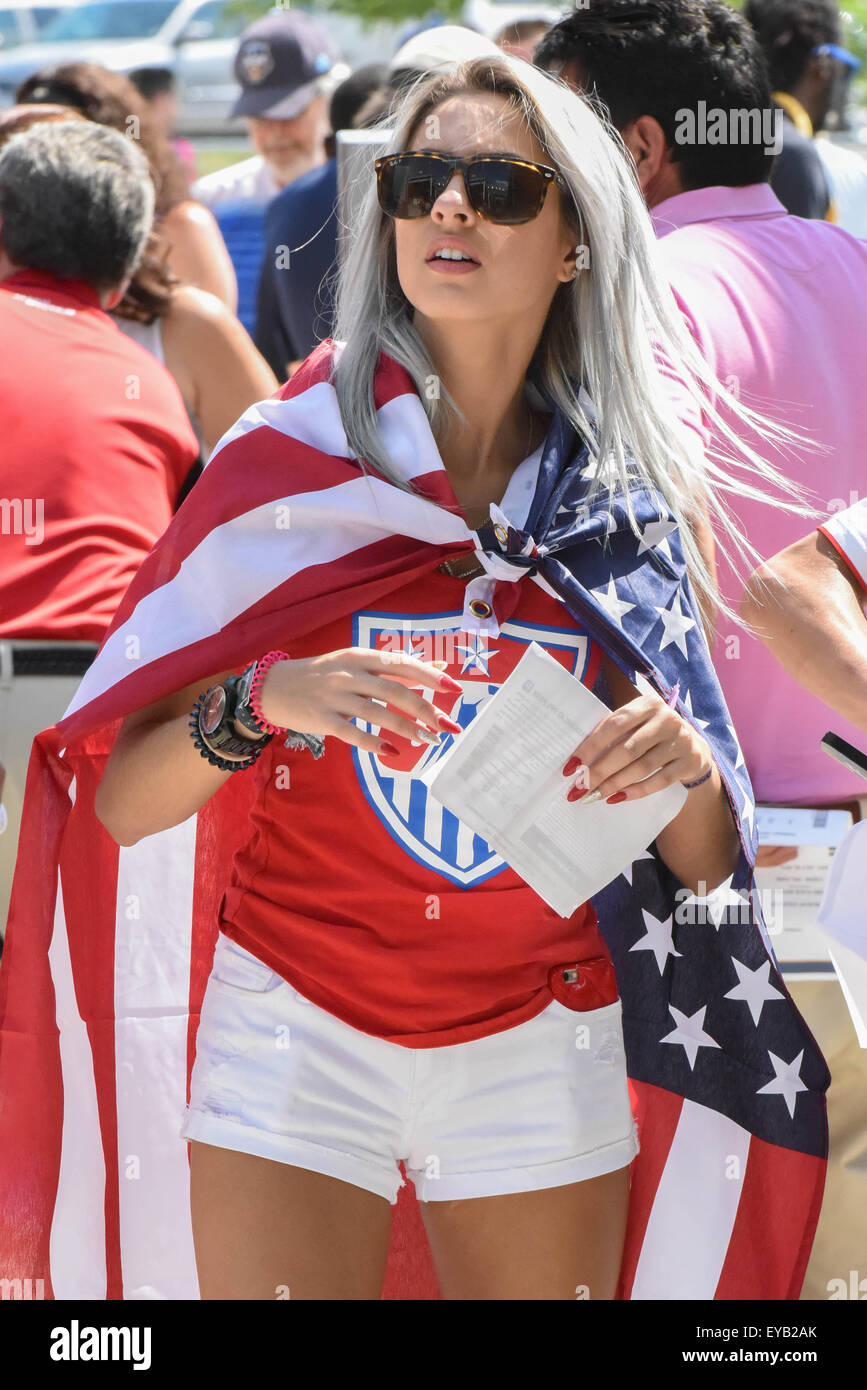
[{"xmin": 0, "ymin": 339, "xmax": 829, "ymax": 1301}]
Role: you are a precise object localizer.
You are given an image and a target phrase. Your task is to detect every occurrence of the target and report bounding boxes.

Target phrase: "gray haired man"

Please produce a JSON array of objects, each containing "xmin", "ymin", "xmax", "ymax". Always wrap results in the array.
[{"xmin": 0, "ymin": 120, "xmax": 199, "ymax": 934}]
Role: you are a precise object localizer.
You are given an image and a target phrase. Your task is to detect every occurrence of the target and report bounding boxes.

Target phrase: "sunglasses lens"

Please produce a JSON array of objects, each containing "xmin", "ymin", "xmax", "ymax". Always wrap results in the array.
[
  {"xmin": 467, "ymin": 160, "xmax": 545, "ymax": 224},
  {"xmin": 378, "ymin": 156, "xmax": 447, "ymax": 219},
  {"xmin": 377, "ymin": 155, "xmax": 552, "ymax": 224}
]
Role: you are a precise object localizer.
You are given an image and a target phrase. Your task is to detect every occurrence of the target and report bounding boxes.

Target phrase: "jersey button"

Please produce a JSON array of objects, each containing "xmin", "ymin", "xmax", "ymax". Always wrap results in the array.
[{"xmin": 468, "ymin": 598, "xmax": 493, "ymax": 619}]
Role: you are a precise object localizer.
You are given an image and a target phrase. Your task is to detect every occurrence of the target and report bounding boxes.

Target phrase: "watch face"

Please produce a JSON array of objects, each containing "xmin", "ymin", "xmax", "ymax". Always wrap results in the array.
[{"xmin": 201, "ymin": 685, "xmax": 227, "ymax": 736}]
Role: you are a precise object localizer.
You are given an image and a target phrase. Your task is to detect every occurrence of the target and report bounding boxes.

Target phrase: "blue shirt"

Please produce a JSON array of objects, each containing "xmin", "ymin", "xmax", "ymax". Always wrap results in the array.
[{"xmin": 255, "ymin": 158, "xmax": 338, "ymax": 378}]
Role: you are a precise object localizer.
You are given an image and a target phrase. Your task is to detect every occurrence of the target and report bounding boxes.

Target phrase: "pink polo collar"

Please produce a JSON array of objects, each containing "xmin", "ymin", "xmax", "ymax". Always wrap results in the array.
[{"xmin": 650, "ymin": 183, "xmax": 788, "ymax": 238}]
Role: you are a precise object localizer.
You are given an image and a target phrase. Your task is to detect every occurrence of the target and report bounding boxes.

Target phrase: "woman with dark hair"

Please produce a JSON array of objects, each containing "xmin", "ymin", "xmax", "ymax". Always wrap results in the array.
[
  {"xmin": 16, "ymin": 62, "xmax": 237, "ymax": 308},
  {"xmin": 7, "ymin": 71, "xmax": 278, "ymax": 458}
]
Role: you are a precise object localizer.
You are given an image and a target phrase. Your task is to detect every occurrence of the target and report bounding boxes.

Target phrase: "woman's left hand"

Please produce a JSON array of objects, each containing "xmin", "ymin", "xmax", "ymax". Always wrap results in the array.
[{"xmin": 562, "ymin": 693, "xmax": 714, "ymax": 803}]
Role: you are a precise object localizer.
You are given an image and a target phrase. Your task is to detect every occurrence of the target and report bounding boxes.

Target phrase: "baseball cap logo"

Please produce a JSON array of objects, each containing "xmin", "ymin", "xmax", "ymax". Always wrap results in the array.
[{"xmin": 239, "ymin": 39, "xmax": 274, "ymax": 86}]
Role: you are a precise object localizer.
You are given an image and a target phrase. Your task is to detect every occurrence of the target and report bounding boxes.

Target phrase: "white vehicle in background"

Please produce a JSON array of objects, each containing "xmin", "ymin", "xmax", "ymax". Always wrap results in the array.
[
  {"xmin": 0, "ymin": 0, "xmax": 75, "ymax": 51},
  {"xmin": 0, "ymin": 0, "xmax": 570, "ymax": 133},
  {"xmin": 0, "ymin": 0, "xmax": 249, "ymax": 130},
  {"xmin": 0, "ymin": 0, "xmax": 407, "ymax": 133}
]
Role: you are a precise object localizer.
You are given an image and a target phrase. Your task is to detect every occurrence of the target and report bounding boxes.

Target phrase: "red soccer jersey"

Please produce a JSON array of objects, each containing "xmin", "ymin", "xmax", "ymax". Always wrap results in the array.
[
  {"xmin": 220, "ymin": 555, "xmax": 616, "ymax": 1047},
  {"xmin": 0, "ymin": 270, "xmax": 199, "ymax": 641}
]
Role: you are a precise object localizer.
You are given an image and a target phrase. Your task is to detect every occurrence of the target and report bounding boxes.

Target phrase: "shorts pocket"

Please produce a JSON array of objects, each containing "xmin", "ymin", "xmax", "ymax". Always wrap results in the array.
[
  {"xmin": 209, "ymin": 935, "xmax": 285, "ymax": 994},
  {"xmin": 543, "ymin": 995, "xmax": 628, "ymax": 1069}
]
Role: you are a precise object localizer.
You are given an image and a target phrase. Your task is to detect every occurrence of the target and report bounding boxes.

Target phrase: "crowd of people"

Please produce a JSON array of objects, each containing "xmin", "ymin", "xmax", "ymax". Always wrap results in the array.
[{"xmin": 1, "ymin": 0, "xmax": 866, "ymax": 1302}]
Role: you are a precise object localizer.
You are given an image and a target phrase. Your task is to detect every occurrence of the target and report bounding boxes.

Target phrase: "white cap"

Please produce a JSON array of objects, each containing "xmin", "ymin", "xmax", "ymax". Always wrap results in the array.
[{"xmin": 388, "ymin": 24, "xmax": 501, "ymax": 78}]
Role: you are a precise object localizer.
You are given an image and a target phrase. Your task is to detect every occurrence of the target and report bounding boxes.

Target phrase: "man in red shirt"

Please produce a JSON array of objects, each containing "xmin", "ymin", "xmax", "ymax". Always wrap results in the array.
[{"xmin": 0, "ymin": 120, "xmax": 199, "ymax": 931}]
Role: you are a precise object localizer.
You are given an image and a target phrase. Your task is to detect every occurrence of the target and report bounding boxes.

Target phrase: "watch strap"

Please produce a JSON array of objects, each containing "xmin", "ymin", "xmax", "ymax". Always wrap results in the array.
[
  {"xmin": 189, "ymin": 682, "xmax": 272, "ymax": 773},
  {"xmin": 231, "ymin": 661, "xmax": 270, "ymax": 737}
]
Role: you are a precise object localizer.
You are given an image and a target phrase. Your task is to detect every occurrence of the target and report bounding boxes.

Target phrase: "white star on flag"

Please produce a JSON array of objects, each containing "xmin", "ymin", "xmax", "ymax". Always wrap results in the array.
[
  {"xmin": 653, "ymin": 590, "xmax": 696, "ymax": 656},
  {"xmin": 756, "ymin": 1049, "xmax": 808, "ymax": 1119},
  {"xmin": 726, "ymin": 724, "xmax": 746, "ymax": 769},
  {"xmin": 637, "ymin": 517, "xmax": 677, "ymax": 557},
  {"xmin": 629, "ymin": 908, "xmax": 682, "ymax": 975},
  {"xmin": 681, "ymin": 688, "xmax": 711, "ymax": 732},
  {"xmin": 661, "ymin": 1004, "xmax": 721, "ymax": 1070},
  {"xmin": 680, "ymin": 879, "xmax": 747, "ymax": 931},
  {"xmin": 592, "ymin": 507, "xmax": 619, "ymax": 549},
  {"xmin": 724, "ymin": 957, "xmax": 785, "ymax": 1026},
  {"xmin": 593, "ymin": 575, "xmax": 636, "ymax": 626},
  {"xmin": 621, "ymin": 849, "xmax": 655, "ymax": 886},
  {"xmin": 578, "ymin": 454, "xmax": 600, "ymax": 483},
  {"xmin": 739, "ymin": 785, "xmax": 755, "ymax": 839}
]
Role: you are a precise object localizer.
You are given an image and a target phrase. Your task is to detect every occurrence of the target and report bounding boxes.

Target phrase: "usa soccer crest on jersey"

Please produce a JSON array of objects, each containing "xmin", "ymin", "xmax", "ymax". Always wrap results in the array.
[{"xmin": 351, "ymin": 606, "xmax": 595, "ymax": 887}]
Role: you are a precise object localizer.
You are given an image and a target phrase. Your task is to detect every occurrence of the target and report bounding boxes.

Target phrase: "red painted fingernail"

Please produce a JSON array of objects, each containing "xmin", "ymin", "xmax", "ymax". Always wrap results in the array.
[
  {"xmin": 567, "ymin": 785, "xmax": 588, "ymax": 802},
  {"xmin": 563, "ymin": 755, "xmax": 582, "ymax": 777},
  {"xmin": 438, "ymin": 675, "xmax": 463, "ymax": 692},
  {"xmin": 437, "ymin": 715, "xmax": 462, "ymax": 733},
  {"xmin": 379, "ymin": 741, "xmax": 400, "ymax": 757},
  {"xmin": 606, "ymin": 791, "xmax": 628, "ymax": 804}
]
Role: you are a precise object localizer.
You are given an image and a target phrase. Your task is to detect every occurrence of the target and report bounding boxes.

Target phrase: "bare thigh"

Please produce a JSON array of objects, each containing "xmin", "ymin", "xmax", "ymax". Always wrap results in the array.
[
  {"xmin": 420, "ymin": 1166, "xmax": 631, "ymax": 1300},
  {"xmin": 188, "ymin": 1141, "xmax": 393, "ymax": 1300}
]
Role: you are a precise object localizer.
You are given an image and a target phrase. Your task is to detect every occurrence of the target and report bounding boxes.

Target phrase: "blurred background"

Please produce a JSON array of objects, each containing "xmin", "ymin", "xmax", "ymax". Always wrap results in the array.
[
  {"xmin": 0, "ymin": 1, "xmax": 568, "ymax": 152},
  {"xmin": 0, "ymin": 0, "xmax": 862, "ymax": 167}
]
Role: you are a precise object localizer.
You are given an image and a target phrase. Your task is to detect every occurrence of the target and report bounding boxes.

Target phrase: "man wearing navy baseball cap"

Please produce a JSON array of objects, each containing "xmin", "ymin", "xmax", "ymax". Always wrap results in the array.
[{"xmin": 193, "ymin": 9, "xmax": 346, "ymax": 335}]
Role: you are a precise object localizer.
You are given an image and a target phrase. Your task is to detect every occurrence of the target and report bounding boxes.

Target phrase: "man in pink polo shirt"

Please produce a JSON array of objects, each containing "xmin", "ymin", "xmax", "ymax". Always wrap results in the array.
[{"xmin": 537, "ymin": 0, "xmax": 867, "ymax": 1297}]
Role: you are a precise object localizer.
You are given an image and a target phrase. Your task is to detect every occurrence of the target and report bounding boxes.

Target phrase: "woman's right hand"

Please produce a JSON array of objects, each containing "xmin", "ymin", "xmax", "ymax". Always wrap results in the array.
[{"xmin": 256, "ymin": 648, "xmax": 465, "ymax": 756}]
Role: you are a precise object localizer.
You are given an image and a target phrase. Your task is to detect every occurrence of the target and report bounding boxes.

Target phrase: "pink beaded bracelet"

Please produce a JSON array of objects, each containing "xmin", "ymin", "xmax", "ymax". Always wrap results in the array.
[{"xmin": 248, "ymin": 650, "xmax": 291, "ymax": 734}]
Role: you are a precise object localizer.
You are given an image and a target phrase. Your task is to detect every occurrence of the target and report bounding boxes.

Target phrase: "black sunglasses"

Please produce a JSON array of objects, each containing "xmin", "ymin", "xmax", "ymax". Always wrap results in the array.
[{"xmin": 374, "ymin": 150, "xmax": 570, "ymax": 226}]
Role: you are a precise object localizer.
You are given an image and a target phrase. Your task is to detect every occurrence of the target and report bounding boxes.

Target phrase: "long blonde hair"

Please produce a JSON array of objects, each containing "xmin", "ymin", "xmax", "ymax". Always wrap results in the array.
[{"xmin": 330, "ymin": 54, "xmax": 818, "ymax": 625}]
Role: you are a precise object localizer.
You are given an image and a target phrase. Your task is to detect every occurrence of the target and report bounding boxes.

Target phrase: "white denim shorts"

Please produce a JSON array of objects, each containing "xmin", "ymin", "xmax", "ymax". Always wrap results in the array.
[{"xmin": 180, "ymin": 934, "xmax": 640, "ymax": 1204}]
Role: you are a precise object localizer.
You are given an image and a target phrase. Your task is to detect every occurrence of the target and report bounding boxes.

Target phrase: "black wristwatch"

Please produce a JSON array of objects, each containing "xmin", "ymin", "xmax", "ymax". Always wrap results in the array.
[{"xmin": 194, "ymin": 667, "xmax": 272, "ymax": 766}]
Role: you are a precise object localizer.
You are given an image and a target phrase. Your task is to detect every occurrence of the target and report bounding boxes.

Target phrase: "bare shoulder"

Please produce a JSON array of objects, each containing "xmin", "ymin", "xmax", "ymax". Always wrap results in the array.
[
  {"xmin": 167, "ymin": 282, "xmax": 234, "ymax": 328},
  {"xmin": 162, "ymin": 284, "xmax": 251, "ymax": 357},
  {"xmin": 162, "ymin": 199, "xmax": 221, "ymax": 235}
]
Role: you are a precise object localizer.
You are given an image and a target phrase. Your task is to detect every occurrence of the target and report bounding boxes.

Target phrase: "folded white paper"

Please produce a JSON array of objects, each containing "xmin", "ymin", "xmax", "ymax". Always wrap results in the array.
[{"xmin": 420, "ymin": 641, "xmax": 687, "ymax": 916}]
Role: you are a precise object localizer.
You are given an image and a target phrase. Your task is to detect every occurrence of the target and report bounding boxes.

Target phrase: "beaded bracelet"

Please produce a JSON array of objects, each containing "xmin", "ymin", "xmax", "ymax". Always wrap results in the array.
[
  {"xmin": 682, "ymin": 765, "xmax": 714, "ymax": 790},
  {"xmin": 248, "ymin": 650, "xmax": 327, "ymax": 759},
  {"xmin": 248, "ymin": 650, "xmax": 291, "ymax": 734}
]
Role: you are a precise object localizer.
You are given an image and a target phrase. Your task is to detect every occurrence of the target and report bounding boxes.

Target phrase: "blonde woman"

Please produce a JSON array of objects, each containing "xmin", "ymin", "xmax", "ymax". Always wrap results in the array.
[{"xmin": 4, "ymin": 55, "xmax": 827, "ymax": 1303}]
